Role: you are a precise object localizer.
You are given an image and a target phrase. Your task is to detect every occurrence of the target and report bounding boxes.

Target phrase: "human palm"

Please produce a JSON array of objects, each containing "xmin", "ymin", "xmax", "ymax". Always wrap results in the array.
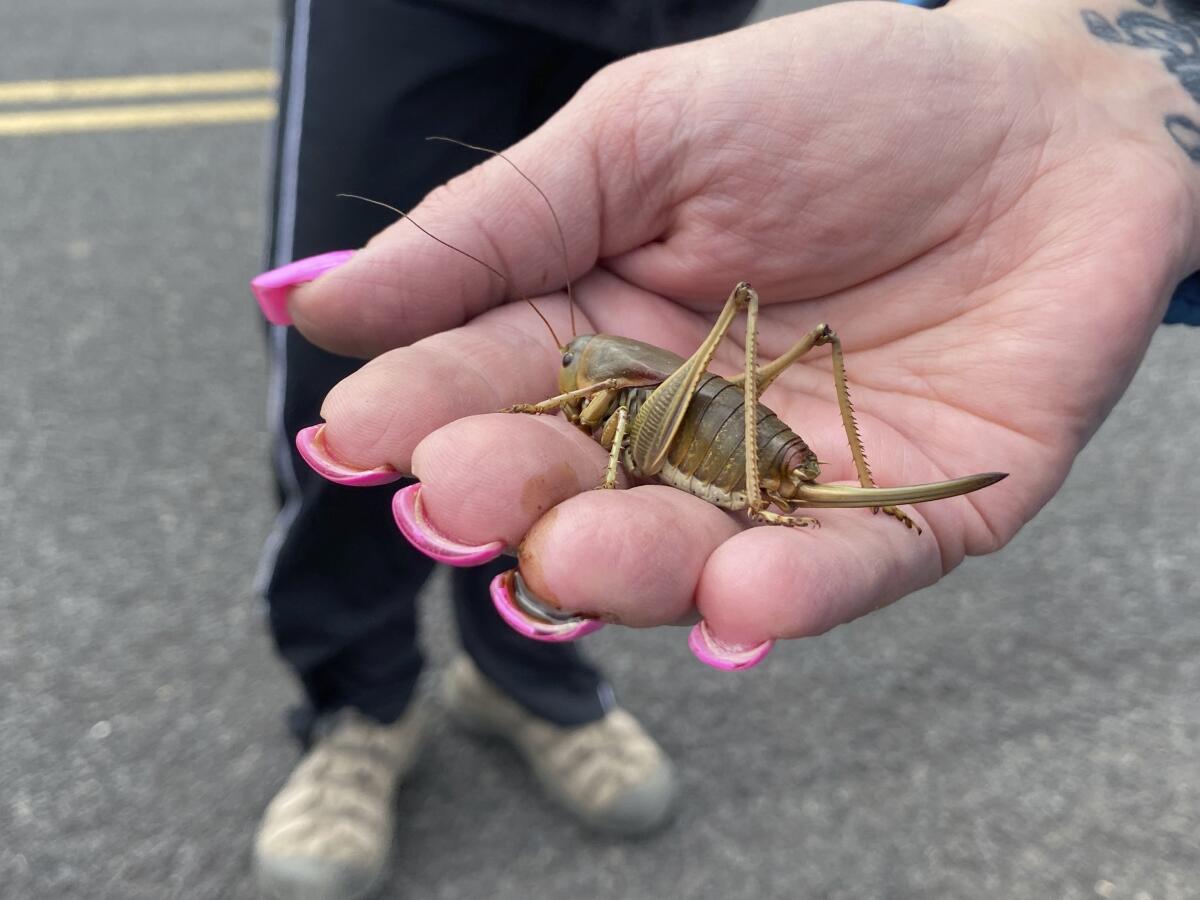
[{"xmin": 283, "ymin": 1, "xmax": 1195, "ymax": 652}]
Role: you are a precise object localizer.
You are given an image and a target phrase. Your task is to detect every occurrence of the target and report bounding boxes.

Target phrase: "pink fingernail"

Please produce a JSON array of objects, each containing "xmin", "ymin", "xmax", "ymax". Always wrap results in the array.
[
  {"xmin": 392, "ymin": 483, "xmax": 505, "ymax": 567},
  {"xmin": 490, "ymin": 571, "xmax": 604, "ymax": 643},
  {"xmin": 295, "ymin": 424, "xmax": 403, "ymax": 487},
  {"xmin": 250, "ymin": 250, "xmax": 355, "ymax": 325},
  {"xmin": 688, "ymin": 621, "xmax": 773, "ymax": 671}
]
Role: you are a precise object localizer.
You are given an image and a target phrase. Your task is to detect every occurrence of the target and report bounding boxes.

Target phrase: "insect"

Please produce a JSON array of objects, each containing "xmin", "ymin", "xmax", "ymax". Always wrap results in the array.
[{"xmin": 504, "ymin": 282, "xmax": 1005, "ymax": 532}]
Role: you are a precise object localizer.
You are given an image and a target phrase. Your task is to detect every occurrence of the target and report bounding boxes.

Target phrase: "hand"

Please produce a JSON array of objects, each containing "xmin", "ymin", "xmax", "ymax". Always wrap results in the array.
[{"xmin": 270, "ymin": 0, "xmax": 1200, "ymax": 660}]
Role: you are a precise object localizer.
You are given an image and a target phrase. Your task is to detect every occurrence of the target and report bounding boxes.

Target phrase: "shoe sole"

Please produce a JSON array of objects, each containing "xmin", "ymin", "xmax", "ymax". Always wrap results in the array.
[{"xmin": 255, "ymin": 854, "xmax": 383, "ymax": 900}]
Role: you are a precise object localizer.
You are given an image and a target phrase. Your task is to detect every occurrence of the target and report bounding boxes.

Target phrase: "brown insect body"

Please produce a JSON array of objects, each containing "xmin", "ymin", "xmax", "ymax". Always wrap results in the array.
[{"xmin": 560, "ymin": 333, "xmax": 819, "ymax": 512}]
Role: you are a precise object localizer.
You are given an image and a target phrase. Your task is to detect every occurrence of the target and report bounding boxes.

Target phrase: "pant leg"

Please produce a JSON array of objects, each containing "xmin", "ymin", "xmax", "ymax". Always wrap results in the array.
[
  {"xmin": 261, "ymin": 0, "xmax": 592, "ymax": 727},
  {"xmin": 453, "ymin": 561, "xmax": 616, "ymax": 727}
]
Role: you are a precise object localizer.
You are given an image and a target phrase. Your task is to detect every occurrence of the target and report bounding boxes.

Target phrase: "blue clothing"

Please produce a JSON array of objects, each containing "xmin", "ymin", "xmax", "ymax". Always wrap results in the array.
[
  {"xmin": 902, "ymin": 0, "xmax": 1197, "ymax": 324},
  {"xmin": 1167, "ymin": 273, "xmax": 1200, "ymax": 324}
]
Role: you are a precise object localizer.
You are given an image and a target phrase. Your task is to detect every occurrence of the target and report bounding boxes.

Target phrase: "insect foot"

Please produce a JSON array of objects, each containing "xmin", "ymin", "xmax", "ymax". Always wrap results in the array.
[
  {"xmin": 879, "ymin": 505, "xmax": 921, "ymax": 534},
  {"xmin": 750, "ymin": 509, "xmax": 820, "ymax": 528},
  {"xmin": 502, "ymin": 403, "xmax": 548, "ymax": 414}
]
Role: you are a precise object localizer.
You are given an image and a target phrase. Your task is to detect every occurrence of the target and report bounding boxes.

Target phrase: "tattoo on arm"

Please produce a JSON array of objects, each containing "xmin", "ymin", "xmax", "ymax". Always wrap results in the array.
[{"xmin": 1082, "ymin": 0, "xmax": 1200, "ymax": 161}]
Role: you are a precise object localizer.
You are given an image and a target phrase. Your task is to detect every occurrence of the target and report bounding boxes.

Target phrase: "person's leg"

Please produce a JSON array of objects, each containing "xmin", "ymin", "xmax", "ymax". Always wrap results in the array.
[{"xmin": 453, "ymin": 561, "xmax": 614, "ymax": 725}]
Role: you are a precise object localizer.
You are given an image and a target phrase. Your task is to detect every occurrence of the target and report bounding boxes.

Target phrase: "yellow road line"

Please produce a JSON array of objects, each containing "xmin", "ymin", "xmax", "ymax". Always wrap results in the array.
[
  {"xmin": 0, "ymin": 69, "xmax": 278, "ymax": 105},
  {"xmin": 0, "ymin": 99, "xmax": 277, "ymax": 136}
]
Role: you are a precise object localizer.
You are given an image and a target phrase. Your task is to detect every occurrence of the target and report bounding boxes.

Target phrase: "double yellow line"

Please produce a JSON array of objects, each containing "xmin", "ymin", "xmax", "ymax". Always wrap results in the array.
[{"xmin": 0, "ymin": 69, "xmax": 278, "ymax": 136}]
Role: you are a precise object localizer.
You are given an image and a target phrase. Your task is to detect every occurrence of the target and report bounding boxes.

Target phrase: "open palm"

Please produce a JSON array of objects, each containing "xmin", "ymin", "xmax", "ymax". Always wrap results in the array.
[{"xmin": 280, "ymin": 2, "xmax": 1194, "ymax": 657}]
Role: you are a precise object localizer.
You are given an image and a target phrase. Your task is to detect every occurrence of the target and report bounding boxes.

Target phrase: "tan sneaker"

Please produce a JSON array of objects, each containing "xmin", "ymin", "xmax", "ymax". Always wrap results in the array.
[
  {"xmin": 442, "ymin": 655, "xmax": 677, "ymax": 835},
  {"xmin": 253, "ymin": 706, "xmax": 424, "ymax": 900}
]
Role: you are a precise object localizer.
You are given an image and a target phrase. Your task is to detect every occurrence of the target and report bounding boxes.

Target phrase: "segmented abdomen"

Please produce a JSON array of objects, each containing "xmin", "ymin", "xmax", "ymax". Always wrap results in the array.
[{"xmin": 623, "ymin": 375, "xmax": 814, "ymax": 509}]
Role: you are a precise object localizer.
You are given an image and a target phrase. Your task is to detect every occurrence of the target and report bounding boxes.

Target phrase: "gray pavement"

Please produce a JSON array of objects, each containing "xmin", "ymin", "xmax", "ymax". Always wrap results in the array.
[{"xmin": 1, "ymin": 1, "xmax": 1198, "ymax": 899}]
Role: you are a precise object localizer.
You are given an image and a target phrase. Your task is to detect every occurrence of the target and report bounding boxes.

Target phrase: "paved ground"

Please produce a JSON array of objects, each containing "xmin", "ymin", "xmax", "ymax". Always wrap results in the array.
[{"xmin": 2, "ymin": 2, "xmax": 1198, "ymax": 899}]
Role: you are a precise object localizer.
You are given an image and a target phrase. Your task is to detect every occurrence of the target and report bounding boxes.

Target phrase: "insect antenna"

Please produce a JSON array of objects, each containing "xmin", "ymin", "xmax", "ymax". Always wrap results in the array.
[
  {"xmin": 336, "ymin": 192, "xmax": 563, "ymax": 349},
  {"xmin": 426, "ymin": 135, "xmax": 577, "ymax": 339}
]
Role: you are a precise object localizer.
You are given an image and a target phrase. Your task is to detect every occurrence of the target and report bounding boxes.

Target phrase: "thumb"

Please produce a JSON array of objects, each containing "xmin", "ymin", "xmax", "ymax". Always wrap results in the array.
[{"xmin": 287, "ymin": 58, "xmax": 679, "ymax": 358}]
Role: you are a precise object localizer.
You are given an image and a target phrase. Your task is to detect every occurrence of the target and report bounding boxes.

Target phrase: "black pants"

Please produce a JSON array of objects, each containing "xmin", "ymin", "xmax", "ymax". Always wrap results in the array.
[{"xmin": 259, "ymin": 0, "xmax": 623, "ymax": 733}]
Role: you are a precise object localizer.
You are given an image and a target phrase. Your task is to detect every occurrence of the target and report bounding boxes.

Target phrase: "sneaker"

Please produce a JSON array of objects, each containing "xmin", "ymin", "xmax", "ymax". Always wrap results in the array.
[
  {"xmin": 442, "ymin": 655, "xmax": 677, "ymax": 835},
  {"xmin": 253, "ymin": 706, "xmax": 425, "ymax": 900}
]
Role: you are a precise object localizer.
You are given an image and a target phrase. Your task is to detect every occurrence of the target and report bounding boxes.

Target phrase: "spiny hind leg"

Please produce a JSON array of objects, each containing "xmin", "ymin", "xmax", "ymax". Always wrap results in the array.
[
  {"xmin": 726, "ymin": 302, "xmax": 909, "ymax": 531},
  {"xmin": 727, "ymin": 324, "xmax": 829, "ymax": 393},
  {"xmin": 739, "ymin": 285, "xmax": 771, "ymax": 522},
  {"xmin": 737, "ymin": 295, "xmax": 818, "ymax": 530},
  {"xmin": 734, "ymin": 324, "xmax": 919, "ymax": 532},
  {"xmin": 821, "ymin": 328, "xmax": 919, "ymax": 533}
]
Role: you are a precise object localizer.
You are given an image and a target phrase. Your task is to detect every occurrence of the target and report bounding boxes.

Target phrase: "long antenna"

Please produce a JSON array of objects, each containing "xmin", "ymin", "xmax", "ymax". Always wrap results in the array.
[
  {"xmin": 337, "ymin": 193, "xmax": 563, "ymax": 349},
  {"xmin": 427, "ymin": 135, "xmax": 577, "ymax": 339}
]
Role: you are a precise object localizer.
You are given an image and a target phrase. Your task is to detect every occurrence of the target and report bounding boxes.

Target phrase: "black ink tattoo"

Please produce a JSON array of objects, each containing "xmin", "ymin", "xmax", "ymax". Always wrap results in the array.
[{"xmin": 1082, "ymin": 0, "xmax": 1200, "ymax": 161}]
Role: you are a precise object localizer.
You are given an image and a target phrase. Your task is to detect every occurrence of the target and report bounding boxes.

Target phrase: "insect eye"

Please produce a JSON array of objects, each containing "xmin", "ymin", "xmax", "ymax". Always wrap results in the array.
[{"xmin": 561, "ymin": 352, "xmax": 574, "ymax": 367}]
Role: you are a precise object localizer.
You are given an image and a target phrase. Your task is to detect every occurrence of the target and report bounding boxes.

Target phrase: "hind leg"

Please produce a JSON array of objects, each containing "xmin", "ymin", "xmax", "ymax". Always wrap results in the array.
[{"xmin": 734, "ymin": 325, "xmax": 918, "ymax": 532}]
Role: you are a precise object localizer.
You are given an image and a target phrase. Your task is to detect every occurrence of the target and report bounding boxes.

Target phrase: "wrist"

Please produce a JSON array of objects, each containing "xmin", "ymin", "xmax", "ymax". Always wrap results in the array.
[{"xmin": 948, "ymin": 0, "xmax": 1200, "ymax": 276}]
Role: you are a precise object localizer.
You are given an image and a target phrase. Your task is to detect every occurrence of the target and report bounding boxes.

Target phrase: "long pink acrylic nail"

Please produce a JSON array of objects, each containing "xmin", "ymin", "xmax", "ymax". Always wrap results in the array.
[
  {"xmin": 392, "ymin": 483, "xmax": 505, "ymax": 567},
  {"xmin": 490, "ymin": 571, "xmax": 604, "ymax": 643},
  {"xmin": 688, "ymin": 620, "xmax": 773, "ymax": 671},
  {"xmin": 295, "ymin": 424, "xmax": 402, "ymax": 487},
  {"xmin": 251, "ymin": 250, "xmax": 355, "ymax": 325}
]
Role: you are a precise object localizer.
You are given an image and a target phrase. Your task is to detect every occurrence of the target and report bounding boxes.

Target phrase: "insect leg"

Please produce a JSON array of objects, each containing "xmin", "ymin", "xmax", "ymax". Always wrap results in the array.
[
  {"xmin": 726, "ymin": 325, "xmax": 828, "ymax": 392},
  {"xmin": 731, "ymin": 324, "xmax": 917, "ymax": 531},
  {"xmin": 821, "ymin": 328, "xmax": 919, "ymax": 532},
  {"xmin": 578, "ymin": 389, "xmax": 619, "ymax": 427},
  {"xmin": 742, "ymin": 290, "xmax": 818, "ymax": 527},
  {"xmin": 502, "ymin": 378, "xmax": 624, "ymax": 414},
  {"xmin": 598, "ymin": 404, "xmax": 629, "ymax": 489}
]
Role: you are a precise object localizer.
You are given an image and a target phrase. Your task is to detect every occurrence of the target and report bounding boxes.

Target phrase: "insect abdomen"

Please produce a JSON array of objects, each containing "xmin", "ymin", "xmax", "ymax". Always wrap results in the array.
[{"xmin": 626, "ymin": 375, "xmax": 816, "ymax": 509}]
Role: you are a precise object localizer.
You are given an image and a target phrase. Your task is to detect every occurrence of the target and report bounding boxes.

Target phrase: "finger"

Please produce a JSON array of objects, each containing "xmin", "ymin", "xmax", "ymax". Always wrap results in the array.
[
  {"xmin": 311, "ymin": 268, "xmax": 717, "ymax": 478},
  {"xmin": 286, "ymin": 61, "xmax": 683, "ymax": 357},
  {"xmin": 315, "ymin": 300, "xmax": 570, "ymax": 474},
  {"xmin": 410, "ymin": 412, "xmax": 622, "ymax": 549},
  {"xmin": 507, "ymin": 479, "xmax": 952, "ymax": 642},
  {"xmin": 695, "ymin": 508, "xmax": 945, "ymax": 647},
  {"xmin": 516, "ymin": 485, "xmax": 743, "ymax": 627}
]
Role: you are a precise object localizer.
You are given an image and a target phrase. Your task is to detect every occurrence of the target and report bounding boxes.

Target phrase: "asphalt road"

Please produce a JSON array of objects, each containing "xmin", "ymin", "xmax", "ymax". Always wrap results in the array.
[{"xmin": 2, "ymin": 2, "xmax": 1198, "ymax": 899}]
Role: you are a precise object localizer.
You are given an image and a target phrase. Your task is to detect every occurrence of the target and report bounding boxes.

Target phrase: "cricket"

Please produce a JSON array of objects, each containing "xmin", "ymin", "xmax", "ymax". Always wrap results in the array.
[
  {"xmin": 354, "ymin": 137, "xmax": 1007, "ymax": 537},
  {"xmin": 505, "ymin": 283, "xmax": 1005, "ymax": 534}
]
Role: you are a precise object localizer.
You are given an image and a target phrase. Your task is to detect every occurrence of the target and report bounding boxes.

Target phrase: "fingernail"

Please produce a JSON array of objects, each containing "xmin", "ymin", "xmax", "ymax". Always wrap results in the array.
[
  {"xmin": 688, "ymin": 621, "xmax": 773, "ymax": 671},
  {"xmin": 250, "ymin": 249, "xmax": 355, "ymax": 325},
  {"xmin": 294, "ymin": 424, "xmax": 403, "ymax": 487},
  {"xmin": 490, "ymin": 570, "xmax": 604, "ymax": 643},
  {"xmin": 392, "ymin": 483, "xmax": 505, "ymax": 567}
]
